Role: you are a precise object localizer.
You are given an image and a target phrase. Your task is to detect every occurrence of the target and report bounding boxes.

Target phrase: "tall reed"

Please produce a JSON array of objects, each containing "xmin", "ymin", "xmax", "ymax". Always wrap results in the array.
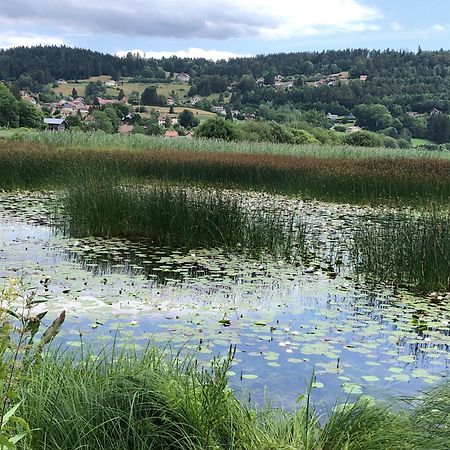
[
  {"xmin": 1, "ymin": 141, "xmax": 450, "ymax": 205},
  {"xmin": 351, "ymin": 210, "xmax": 450, "ymax": 292},
  {"xmin": 60, "ymin": 182, "xmax": 308, "ymax": 259}
]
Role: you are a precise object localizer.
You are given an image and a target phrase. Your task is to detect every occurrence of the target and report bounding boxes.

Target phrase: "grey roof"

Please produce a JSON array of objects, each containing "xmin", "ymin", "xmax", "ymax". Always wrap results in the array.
[{"xmin": 44, "ymin": 118, "xmax": 66, "ymax": 125}]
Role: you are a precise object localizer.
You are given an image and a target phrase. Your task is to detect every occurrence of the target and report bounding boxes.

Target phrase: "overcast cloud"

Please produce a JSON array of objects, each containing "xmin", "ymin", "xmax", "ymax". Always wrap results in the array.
[{"xmin": 0, "ymin": 0, "xmax": 380, "ymax": 40}]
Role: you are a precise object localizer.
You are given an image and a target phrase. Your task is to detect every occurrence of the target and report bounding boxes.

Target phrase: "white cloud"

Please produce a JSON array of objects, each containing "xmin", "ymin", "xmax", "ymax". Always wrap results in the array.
[
  {"xmin": 431, "ymin": 24, "xmax": 445, "ymax": 31},
  {"xmin": 115, "ymin": 47, "xmax": 249, "ymax": 61},
  {"xmin": 242, "ymin": 0, "xmax": 382, "ymax": 39},
  {"xmin": 0, "ymin": 0, "xmax": 382, "ymax": 40},
  {"xmin": 0, "ymin": 32, "xmax": 64, "ymax": 49},
  {"xmin": 389, "ymin": 22, "xmax": 403, "ymax": 31}
]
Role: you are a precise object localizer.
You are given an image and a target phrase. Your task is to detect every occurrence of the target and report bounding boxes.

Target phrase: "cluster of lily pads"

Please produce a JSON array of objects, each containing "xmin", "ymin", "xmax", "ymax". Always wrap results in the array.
[{"xmin": 0, "ymin": 191, "xmax": 448, "ymax": 408}]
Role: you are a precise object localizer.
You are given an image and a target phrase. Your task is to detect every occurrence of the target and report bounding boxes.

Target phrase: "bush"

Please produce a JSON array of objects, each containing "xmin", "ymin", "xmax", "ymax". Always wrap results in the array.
[
  {"xmin": 343, "ymin": 131, "xmax": 383, "ymax": 147},
  {"xmin": 334, "ymin": 125, "xmax": 347, "ymax": 132},
  {"xmin": 383, "ymin": 136, "xmax": 399, "ymax": 149},
  {"xmin": 196, "ymin": 117, "xmax": 237, "ymax": 141}
]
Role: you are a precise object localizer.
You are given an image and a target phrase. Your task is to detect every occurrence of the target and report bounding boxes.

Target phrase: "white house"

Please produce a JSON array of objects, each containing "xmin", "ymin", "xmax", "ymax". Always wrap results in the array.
[{"xmin": 176, "ymin": 72, "xmax": 190, "ymax": 83}]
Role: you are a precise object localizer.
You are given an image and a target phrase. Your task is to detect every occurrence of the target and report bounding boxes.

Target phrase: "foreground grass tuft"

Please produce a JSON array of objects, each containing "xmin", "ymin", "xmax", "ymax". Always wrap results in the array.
[{"xmin": 19, "ymin": 346, "xmax": 450, "ymax": 450}]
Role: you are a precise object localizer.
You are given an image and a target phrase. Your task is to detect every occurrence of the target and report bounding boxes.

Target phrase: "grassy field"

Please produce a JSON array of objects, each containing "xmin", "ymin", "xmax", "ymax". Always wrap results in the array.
[
  {"xmin": 51, "ymin": 76, "xmax": 212, "ymax": 106},
  {"xmin": 411, "ymin": 138, "xmax": 436, "ymax": 147},
  {"xmin": 1, "ymin": 136, "xmax": 450, "ymax": 205},
  {"xmin": 140, "ymin": 106, "xmax": 215, "ymax": 120}
]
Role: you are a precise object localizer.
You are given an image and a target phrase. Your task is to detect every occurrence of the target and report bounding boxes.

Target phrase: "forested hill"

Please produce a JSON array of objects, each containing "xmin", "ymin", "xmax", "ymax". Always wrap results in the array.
[{"xmin": 2, "ymin": 45, "xmax": 450, "ymax": 84}]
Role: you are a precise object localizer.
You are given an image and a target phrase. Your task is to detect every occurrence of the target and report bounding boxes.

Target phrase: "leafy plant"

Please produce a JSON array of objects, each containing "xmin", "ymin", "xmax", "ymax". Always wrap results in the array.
[{"xmin": 0, "ymin": 278, "xmax": 65, "ymax": 448}]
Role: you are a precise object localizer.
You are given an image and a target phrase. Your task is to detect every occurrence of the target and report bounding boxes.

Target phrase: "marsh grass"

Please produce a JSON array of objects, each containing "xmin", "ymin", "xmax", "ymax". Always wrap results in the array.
[
  {"xmin": 18, "ymin": 345, "xmax": 450, "ymax": 450},
  {"xmin": 61, "ymin": 182, "xmax": 308, "ymax": 259},
  {"xmin": 14, "ymin": 130, "xmax": 450, "ymax": 160},
  {"xmin": 1, "ymin": 139, "xmax": 450, "ymax": 204},
  {"xmin": 351, "ymin": 210, "xmax": 450, "ymax": 292}
]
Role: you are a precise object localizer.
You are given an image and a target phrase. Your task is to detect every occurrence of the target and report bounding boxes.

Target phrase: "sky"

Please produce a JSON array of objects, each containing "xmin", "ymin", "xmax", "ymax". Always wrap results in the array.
[{"xmin": 0, "ymin": 1, "xmax": 450, "ymax": 60}]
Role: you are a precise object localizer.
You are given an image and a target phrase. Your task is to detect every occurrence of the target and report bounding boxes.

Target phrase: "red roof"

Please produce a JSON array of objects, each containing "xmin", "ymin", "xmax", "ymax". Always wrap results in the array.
[{"xmin": 164, "ymin": 130, "xmax": 179, "ymax": 138}]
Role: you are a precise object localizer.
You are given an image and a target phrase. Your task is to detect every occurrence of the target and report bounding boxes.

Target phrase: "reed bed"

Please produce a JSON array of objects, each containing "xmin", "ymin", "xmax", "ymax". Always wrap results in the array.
[
  {"xmin": 13, "ymin": 129, "xmax": 450, "ymax": 160},
  {"xmin": 351, "ymin": 210, "xmax": 450, "ymax": 292},
  {"xmin": 61, "ymin": 182, "xmax": 308, "ymax": 259},
  {"xmin": 1, "ymin": 141, "xmax": 450, "ymax": 204},
  {"xmin": 18, "ymin": 346, "xmax": 450, "ymax": 450}
]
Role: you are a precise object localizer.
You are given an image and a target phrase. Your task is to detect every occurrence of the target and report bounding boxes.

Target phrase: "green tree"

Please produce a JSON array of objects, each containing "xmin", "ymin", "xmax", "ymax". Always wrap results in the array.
[
  {"xmin": 178, "ymin": 109, "xmax": 200, "ymax": 128},
  {"xmin": 128, "ymin": 90, "xmax": 140, "ymax": 104},
  {"xmin": 427, "ymin": 113, "xmax": 450, "ymax": 143},
  {"xmin": 0, "ymin": 85, "xmax": 19, "ymax": 128},
  {"xmin": 92, "ymin": 110, "xmax": 114, "ymax": 133},
  {"xmin": 17, "ymin": 101, "xmax": 44, "ymax": 129},
  {"xmin": 353, "ymin": 104, "xmax": 393, "ymax": 131},
  {"xmin": 196, "ymin": 117, "xmax": 237, "ymax": 141},
  {"xmin": 85, "ymin": 81, "xmax": 106, "ymax": 98},
  {"xmin": 141, "ymin": 87, "xmax": 158, "ymax": 105}
]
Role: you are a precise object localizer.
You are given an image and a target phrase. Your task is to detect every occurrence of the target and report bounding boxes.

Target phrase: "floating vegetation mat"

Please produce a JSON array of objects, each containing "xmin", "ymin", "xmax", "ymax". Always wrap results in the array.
[{"xmin": 0, "ymin": 192, "xmax": 449, "ymax": 410}]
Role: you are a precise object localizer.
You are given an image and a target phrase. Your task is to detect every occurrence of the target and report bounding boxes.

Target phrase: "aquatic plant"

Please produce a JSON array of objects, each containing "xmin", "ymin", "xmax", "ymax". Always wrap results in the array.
[
  {"xmin": 0, "ymin": 279, "xmax": 65, "ymax": 449},
  {"xmin": 351, "ymin": 210, "xmax": 450, "ymax": 292},
  {"xmin": 60, "ymin": 182, "xmax": 308, "ymax": 260}
]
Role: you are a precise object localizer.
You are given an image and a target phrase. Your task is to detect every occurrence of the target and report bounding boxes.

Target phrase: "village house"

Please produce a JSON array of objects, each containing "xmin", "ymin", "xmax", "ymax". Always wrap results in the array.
[
  {"xmin": 190, "ymin": 95, "xmax": 201, "ymax": 106},
  {"xmin": 158, "ymin": 114, "xmax": 179, "ymax": 127},
  {"xmin": 256, "ymin": 77, "xmax": 265, "ymax": 86},
  {"xmin": 176, "ymin": 72, "xmax": 190, "ymax": 83},
  {"xmin": 359, "ymin": 74, "xmax": 368, "ymax": 81},
  {"xmin": 44, "ymin": 118, "xmax": 68, "ymax": 131},
  {"xmin": 78, "ymin": 108, "xmax": 90, "ymax": 119},
  {"xmin": 164, "ymin": 130, "xmax": 179, "ymax": 138},
  {"xmin": 184, "ymin": 131, "xmax": 194, "ymax": 138},
  {"xmin": 118, "ymin": 124, "xmax": 134, "ymax": 134},
  {"xmin": 157, "ymin": 114, "xmax": 166, "ymax": 127},
  {"xmin": 211, "ymin": 105, "xmax": 226, "ymax": 115},
  {"xmin": 105, "ymin": 79, "xmax": 117, "ymax": 87},
  {"xmin": 167, "ymin": 96, "xmax": 175, "ymax": 106},
  {"xmin": 326, "ymin": 112, "xmax": 339, "ymax": 121},
  {"xmin": 93, "ymin": 97, "xmax": 118, "ymax": 107},
  {"xmin": 274, "ymin": 75, "xmax": 283, "ymax": 83},
  {"xmin": 20, "ymin": 91, "xmax": 37, "ymax": 106}
]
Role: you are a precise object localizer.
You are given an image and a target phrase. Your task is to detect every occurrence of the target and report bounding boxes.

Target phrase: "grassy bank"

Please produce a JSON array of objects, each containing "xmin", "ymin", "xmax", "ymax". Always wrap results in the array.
[
  {"xmin": 61, "ymin": 182, "xmax": 307, "ymax": 258},
  {"xmin": 17, "ymin": 346, "xmax": 450, "ymax": 450},
  {"xmin": 351, "ymin": 210, "xmax": 450, "ymax": 292},
  {"xmin": 1, "ymin": 140, "xmax": 450, "ymax": 204}
]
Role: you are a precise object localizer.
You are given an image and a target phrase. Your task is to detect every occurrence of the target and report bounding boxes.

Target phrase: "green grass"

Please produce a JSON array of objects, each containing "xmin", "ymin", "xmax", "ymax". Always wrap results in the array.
[
  {"xmin": 60, "ymin": 182, "xmax": 308, "ymax": 259},
  {"xmin": 18, "ymin": 346, "xmax": 450, "ymax": 449},
  {"xmin": 411, "ymin": 138, "xmax": 436, "ymax": 147},
  {"xmin": 351, "ymin": 210, "xmax": 450, "ymax": 292}
]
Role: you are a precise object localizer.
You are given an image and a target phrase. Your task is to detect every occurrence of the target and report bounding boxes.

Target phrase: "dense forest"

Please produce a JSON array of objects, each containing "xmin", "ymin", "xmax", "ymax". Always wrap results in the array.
[
  {"xmin": 3, "ymin": 46, "xmax": 450, "ymax": 113},
  {"xmin": 2, "ymin": 45, "xmax": 450, "ymax": 145}
]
